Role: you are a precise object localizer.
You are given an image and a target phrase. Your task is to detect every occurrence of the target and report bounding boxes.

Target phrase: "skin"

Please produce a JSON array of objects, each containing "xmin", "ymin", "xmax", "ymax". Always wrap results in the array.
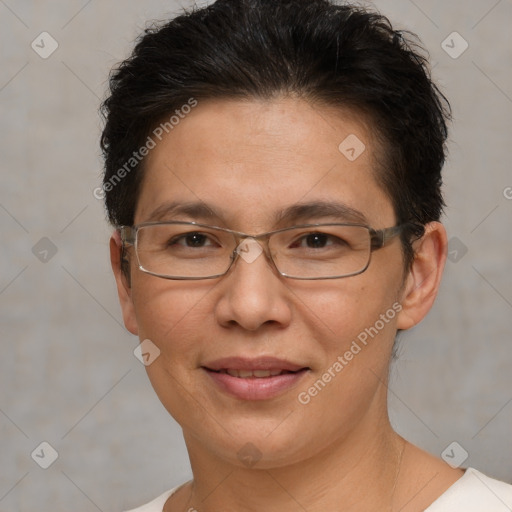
[{"xmin": 110, "ymin": 98, "xmax": 463, "ymax": 511}]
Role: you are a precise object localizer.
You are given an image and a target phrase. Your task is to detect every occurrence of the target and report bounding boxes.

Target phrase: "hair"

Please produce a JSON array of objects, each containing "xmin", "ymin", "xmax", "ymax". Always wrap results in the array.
[{"xmin": 100, "ymin": 0, "xmax": 451, "ymax": 270}]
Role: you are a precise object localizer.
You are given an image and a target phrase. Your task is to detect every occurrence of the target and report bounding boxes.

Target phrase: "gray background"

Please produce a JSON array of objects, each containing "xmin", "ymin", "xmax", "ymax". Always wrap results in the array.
[{"xmin": 1, "ymin": 0, "xmax": 511, "ymax": 510}]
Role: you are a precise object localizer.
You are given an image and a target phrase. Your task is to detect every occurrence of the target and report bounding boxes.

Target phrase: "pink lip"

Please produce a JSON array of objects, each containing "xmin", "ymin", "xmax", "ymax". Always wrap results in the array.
[
  {"xmin": 202, "ymin": 357, "xmax": 310, "ymax": 401},
  {"xmin": 203, "ymin": 356, "xmax": 306, "ymax": 372}
]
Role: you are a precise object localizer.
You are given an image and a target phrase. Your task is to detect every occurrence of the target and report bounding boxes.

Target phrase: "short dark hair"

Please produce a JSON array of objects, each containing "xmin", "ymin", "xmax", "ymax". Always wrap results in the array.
[{"xmin": 100, "ymin": 0, "xmax": 451, "ymax": 269}]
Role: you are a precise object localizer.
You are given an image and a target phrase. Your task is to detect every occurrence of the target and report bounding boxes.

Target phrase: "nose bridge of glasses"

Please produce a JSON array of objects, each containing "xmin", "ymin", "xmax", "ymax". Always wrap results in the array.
[{"xmin": 234, "ymin": 237, "xmax": 265, "ymax": 264}]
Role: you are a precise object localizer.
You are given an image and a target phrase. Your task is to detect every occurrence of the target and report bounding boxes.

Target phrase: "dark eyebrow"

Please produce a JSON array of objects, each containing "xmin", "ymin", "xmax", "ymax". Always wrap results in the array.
[
  {"xmin": 144, "ymin": 201, "xmax": 222, "ymax": 223},
  {"xmin": 274, "ymin": 200, "xmax": 368, "ymax": 226},
  {"xmin": 143, "ymin": 200, "xmax": 368, "ymax": 226}
]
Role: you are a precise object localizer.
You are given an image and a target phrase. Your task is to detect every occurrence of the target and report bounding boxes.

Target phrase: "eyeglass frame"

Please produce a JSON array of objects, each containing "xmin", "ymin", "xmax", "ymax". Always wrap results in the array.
[{"xmin": 118, "ymin": 220, "xmax": 423, "ymax": 281}]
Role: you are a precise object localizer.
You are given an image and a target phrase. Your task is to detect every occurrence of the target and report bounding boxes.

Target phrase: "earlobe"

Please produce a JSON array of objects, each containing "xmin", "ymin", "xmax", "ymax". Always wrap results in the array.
[
  {"xmin": 109, "ymin": 231, "xmax": 139, "ymax": 335},
  {"xmin": 396, "ymin": 222, "xmax": 448, "ymax": 330}
]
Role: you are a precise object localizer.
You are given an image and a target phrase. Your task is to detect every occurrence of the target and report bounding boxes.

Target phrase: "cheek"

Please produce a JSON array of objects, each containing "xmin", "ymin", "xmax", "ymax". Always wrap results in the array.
[
  {"xmin": 129, "ymin": 280, "xmax": 214, "ymax": 425},
  {"xmin": 290, "ymin": 272, "xmax": 400, "ymax": 348},
  {"xmin": 296, "ymin": 285, "xmax": 400, "ymax": 389},
  {"xmin": 130, "ymin": 277, "xmax": 211, "ymax": 359},
  {"xmin": 288, "ymin": 284, "xmax": 400, "ymax": 449}
]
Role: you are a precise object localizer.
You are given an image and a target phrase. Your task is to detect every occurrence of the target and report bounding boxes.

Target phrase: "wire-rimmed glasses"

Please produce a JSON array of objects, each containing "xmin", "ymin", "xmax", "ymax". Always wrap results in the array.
[{"xmin": 119, "ymin": 221, "xmax": 417, "ymax": 280}]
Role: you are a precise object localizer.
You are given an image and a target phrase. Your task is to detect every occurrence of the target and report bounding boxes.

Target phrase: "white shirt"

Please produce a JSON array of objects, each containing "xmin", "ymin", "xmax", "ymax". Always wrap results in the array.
[{"xmin": 124, "ymin": 467, "xmax": 512, "ymax": 511}]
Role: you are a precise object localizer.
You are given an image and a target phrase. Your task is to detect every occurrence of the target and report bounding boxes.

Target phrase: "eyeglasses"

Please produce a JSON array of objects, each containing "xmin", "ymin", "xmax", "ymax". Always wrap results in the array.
[{"xmin": 119, "ymin": 221, "xmax": 417, "ymax": 280}]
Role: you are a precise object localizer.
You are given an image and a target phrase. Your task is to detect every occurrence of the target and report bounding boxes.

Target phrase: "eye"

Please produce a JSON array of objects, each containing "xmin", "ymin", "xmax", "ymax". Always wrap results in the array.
[
  {"xmin": 169, "ymin": 232, "xmax": 217, "ymax": 248},
  {"xmin": 290, "ymin": 232, "xmax": 347, "ymax": 249},
  {"xmin": 302, "ymin": 233, "xmax": 331, "ymax": 248}
]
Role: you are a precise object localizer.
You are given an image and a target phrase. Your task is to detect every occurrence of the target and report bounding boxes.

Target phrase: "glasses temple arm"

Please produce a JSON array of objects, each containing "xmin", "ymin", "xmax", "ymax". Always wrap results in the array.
[
  {"xmin": 370, "ymin": 223, "xmax": 425, "ymax": 249},
  {"xmin": 119, "ymin": 226, "xmax": 135, "ymax": 246}
]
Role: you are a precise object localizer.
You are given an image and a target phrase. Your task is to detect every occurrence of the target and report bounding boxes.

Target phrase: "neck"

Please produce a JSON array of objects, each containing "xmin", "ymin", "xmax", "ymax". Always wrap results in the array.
[{"xmin": 180, "ymin": 405, "xmax": 404, "ymax": 511}]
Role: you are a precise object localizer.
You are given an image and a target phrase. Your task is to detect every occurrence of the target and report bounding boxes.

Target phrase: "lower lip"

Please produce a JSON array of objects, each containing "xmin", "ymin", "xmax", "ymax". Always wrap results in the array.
[{"xmin": 203, "ymin": 368, "xmax": 309, "ymax": 400}]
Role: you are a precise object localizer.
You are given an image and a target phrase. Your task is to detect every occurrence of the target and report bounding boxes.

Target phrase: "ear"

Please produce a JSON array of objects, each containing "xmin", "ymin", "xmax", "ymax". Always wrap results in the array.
[
  {"xmin": 110, "ymin": 230, "xmax": 139, "ymax": 335},
  {"xmin": 396, "ymin": 222, "xmax": 448, "ymax": 330}
]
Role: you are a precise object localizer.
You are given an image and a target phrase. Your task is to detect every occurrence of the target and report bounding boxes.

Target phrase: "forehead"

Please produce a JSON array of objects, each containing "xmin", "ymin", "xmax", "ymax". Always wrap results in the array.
[{"xmin": 136, "ymin": 98, "xmax": 394, "ymax": 229}]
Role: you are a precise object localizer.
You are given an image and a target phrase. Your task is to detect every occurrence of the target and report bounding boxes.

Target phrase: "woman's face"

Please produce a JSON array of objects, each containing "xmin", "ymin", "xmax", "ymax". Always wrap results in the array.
[{"xmin": 117, "ymin": 98, "xmax": 410, "ymax": 468}]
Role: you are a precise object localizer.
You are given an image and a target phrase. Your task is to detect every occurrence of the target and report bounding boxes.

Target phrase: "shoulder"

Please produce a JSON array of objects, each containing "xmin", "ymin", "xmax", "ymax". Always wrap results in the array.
[
  {"xmin": 426, "ymin": 467, "xmax": 512, "ymax": 511},
  {"xmin": 123, "ymin": 485, "xmax": 181, "ymax": 512}
]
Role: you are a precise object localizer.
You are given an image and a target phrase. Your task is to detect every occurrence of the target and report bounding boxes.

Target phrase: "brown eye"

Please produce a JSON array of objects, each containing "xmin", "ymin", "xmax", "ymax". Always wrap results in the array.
[{"xmin": 168, "ymin": 232, "xmax": 219, "ymax": 248}]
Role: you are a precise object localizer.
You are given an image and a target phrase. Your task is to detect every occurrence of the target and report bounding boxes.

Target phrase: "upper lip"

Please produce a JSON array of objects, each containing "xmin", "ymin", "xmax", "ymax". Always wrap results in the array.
[{"xmin": 202, "ymin": 357, "xmax": 308, "ymax": 372}]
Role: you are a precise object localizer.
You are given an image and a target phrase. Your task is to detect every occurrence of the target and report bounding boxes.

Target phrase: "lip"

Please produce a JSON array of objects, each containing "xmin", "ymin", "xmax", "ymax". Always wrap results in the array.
[
  {"xmin": 202, "ymin": 357, "xmax": 310, "ymax": 401},
  {"xmin": 203, "ymin": 356, "xmax": 306, "ymax": 372}
]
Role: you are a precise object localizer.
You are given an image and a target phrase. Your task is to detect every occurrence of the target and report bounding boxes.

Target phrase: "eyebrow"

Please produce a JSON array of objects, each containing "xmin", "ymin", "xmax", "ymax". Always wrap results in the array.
[
  {"xmin": 143, "ymin": 200, "xmax": 368, "ymax": 226},
  {"xmin": 145, "ymin": 201, "xmax": 219, "ymax": 223},
  {"xmin": 274, "ymin": 201, "xmax": 368, "ymax": 226}
]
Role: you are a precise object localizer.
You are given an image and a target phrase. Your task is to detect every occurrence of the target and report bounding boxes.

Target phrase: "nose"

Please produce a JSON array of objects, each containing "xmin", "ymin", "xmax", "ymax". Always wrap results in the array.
[{"xmin": 213, "ymin": 238, "xmax": 292, "ymax": 331}]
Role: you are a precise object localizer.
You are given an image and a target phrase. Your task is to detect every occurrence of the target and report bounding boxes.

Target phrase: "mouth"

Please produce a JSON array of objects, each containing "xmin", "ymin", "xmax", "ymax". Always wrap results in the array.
[
  {"xmin": 201, "ymin": 357, "xmax": 310, "ymax": 400},
  {"xmin": 207, "ymin": 368, "xmax": 306, "ymax": 378}
]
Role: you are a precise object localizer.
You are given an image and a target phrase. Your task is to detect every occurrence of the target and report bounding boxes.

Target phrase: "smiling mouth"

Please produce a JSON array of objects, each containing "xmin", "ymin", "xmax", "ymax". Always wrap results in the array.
[
  {"xmin": 203, "ymin": 363, "xmax": 310, "ymax": 400},
  {"xmin": 208, "ymin": 368, "xmax": 307, "ymax": 378}
]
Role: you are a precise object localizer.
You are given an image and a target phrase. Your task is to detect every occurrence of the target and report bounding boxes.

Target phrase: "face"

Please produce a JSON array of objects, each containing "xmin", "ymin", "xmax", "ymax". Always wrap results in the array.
[{"xmin": 115, "ymin": 97, "xmax": 416, "ymax": 469}]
